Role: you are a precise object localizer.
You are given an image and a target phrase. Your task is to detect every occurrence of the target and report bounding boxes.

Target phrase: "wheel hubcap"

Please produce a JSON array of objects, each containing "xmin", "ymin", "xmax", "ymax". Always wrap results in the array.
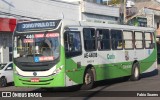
[
  {"xmin": 85, "ymin": 73, "xmax": 92, "ymax": 85},
  {"xmin": 134, "ymin": 67, "xmax": 139, "ymax": 78}
]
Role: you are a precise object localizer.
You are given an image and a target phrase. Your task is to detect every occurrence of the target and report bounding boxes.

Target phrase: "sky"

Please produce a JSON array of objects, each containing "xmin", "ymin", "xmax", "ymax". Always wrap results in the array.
[
  {"xmin": 157, "ymin": 0, "xmax": 160, "ymax": 2},
  {"xmin": 60, "ymin": 0, "xmax": 81, "ymax": 2},
  {"xmin": 60, "ymin": 0, "xmax": 160, "ymax": 2},
  {"xmin": 59, "ymin": 0, "xmax": 116, "ymax": 2},
  {"xmin": 60, "ymin": 0, "xmax": 109, "ymax": 2}
]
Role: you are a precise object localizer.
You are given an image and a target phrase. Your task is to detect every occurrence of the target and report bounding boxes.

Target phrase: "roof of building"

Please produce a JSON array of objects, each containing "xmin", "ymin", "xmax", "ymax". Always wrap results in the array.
[{"xmin": 135, "ymin": 0, "xmax": 160, "ymax": 11}]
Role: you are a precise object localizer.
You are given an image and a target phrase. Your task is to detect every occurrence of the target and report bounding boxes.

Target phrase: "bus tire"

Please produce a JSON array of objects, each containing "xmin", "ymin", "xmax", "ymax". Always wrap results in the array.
[
  {"xmin": 81, "ymin": 68, "xmax": 94, "ymax": 90},
  {"xmin": 0, "ymin": 77, "xmax": 7, "ymax": 87},
  {"xmin": 130, "ymin": 62, "xmax": 140, "ymax": 81}
]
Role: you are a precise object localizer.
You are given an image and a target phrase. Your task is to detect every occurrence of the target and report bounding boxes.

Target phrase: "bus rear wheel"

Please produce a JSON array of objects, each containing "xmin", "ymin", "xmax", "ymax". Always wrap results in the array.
[
  {"xmin": 130, "ymin": 62, "xmax": 140, "ymax": 81},
  {"xmin": 81, "ymin": 68, "xmax": 94, "ymax": 90}
]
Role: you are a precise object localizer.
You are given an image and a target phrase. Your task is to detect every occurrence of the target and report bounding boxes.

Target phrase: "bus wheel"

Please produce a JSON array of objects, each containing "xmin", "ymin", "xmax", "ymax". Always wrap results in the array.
[
  {"xmin": 130, "ymin": 62, "xmax": 140, "ymax": 81},
  {"xmin": 81, "ymin": 69, "xmax": 94, "ymax": 90},
  {"xmin": 0, "ymin": 77, "xmax": 7, "ymax": 87}
]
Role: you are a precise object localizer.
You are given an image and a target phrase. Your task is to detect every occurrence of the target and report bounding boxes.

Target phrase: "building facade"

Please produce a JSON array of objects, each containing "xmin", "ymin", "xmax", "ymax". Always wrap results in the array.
[
  {"xmin": 0, "ymin": 0, "xmax": 119, "ymax": 63},
  {"xmin": 128, "ymin": 0, "xmax": 160, "ymax": 35},
  {"xmin": 85, "ymin": 0, "xmax": 103, "ymax": 3},
  {"xmin": 0, "ymin": 18, "xmax": 16, "ymax": 63}
]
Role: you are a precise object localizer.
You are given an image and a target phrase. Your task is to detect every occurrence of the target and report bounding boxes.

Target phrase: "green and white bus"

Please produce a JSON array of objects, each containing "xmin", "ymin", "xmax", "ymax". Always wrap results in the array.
[{"xmin": 13, "ymin": 19, "xmax": 157, "ymax": 89}]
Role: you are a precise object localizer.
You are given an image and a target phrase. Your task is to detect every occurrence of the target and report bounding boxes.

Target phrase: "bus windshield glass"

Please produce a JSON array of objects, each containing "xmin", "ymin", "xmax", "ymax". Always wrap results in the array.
[{"xmin": 13, "ymin": 32, "xmax": 60, "ymax": 63}]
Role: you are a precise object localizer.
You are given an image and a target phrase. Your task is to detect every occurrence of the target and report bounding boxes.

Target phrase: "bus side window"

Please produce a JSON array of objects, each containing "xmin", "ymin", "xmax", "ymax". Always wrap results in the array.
[
  {"xmin": 64, "ymin": 31, "xmax": 82, "ymax": 57},
  {"xmin": 123, "ymin": 31, "xmax": 133, "ymax": 49},
  {"xmin": 111, "ymin": 30, "xmax": 123, "ymax": 50},
  {"xmin": 134, "ymin": 31, "xmax": 143, "ymax": 49},
  {"xmin": 97, "ymin": 29, "xmax": 110, "ymax": 50},
  {"xmin": 145, "ymin": 32, "xmax": 154, "ymax": 49},
  {"xmin": 83, "ymin": 28, "xmax": 96, "ymax": 51}
]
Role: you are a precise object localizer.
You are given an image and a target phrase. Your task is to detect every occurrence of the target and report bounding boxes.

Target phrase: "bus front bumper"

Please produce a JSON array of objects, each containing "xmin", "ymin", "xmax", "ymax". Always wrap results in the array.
[{"xmin": 14, "ymin": 72, "xmax": 65, "ymax": 87}]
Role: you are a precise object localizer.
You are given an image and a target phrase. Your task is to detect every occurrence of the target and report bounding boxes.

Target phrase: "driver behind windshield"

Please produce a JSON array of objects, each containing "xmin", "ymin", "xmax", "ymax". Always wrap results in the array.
[{"xmin": 40, "ymin": 39, "xmax": 52, "ymax": 56}]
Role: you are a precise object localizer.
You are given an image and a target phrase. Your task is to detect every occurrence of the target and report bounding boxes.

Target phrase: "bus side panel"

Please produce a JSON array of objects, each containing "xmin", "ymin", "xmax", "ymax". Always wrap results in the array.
[
  {"xmin": 65, "ymin": 57, "xmax": 84, "ymax": 86},
  {"xmin": 140, "ymin": 48, "xmax": 157, "ymax": 73},
  {"xmin": 95, "ymin": 62, "xmax": 132, "ymax": 81}
]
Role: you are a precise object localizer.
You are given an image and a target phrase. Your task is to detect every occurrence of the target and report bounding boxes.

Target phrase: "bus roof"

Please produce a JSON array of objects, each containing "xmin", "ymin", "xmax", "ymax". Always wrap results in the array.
[
  {"xmin": 15, "ymin": 19, "xmax": 155, "ymax": 33},
  {"xmin": 62, "ymin": 20, "xmax": 155, "ymax": 32}
]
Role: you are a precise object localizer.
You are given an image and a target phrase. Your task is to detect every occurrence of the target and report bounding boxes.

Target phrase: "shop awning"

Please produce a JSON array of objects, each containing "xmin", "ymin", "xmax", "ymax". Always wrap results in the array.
[{"xmin": 0, "ymin": 18, "xmax": 16, "ymax": 32}]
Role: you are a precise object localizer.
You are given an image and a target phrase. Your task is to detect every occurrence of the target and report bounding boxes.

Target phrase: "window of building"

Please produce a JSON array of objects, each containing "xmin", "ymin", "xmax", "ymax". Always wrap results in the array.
[
  {"xmin": 9, "ymin": 47, "xmax": 12, "ymax": 61},
  {"xmin": 97, "ymin": 29, "xmax": 110, "ymax": 50},
  {"xmin": 145, "ymin": 32, "xmax": 153, "ymax": 49},
  {"xmin": 134, "ymin": 31, "xmax": 143, "ymax": 49},
  {"xmin": 111, "ymin": 30, "xmax": 123, "ymax": 50},
  {"xmin": 83, "ymin": 28, "xmax": 96, "ymax": 51},
  {"xmin": 123, "ymin": 31, "xmax": 133, "ymax": 49},
  {"xmin": 157, "ymin": 22, "xmax": 159, "ymax": 29}
]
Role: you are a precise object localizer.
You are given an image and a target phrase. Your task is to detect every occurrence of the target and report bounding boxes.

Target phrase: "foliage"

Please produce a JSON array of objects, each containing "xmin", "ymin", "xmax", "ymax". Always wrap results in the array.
[{"xmin": 103, "ymin": 0, "xmax": 123, "ymax": 5}]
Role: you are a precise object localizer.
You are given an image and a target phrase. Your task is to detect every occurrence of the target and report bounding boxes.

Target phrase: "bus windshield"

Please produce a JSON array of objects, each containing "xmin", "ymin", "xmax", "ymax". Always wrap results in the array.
[{"xmin": 13, "ymin": 32, "xmax": 60, "ymax": 63}]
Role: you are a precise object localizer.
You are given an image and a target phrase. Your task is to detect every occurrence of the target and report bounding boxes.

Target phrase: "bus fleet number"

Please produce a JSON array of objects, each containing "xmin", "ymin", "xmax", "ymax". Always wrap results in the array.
[{"xmin": 84, "ymin": 53, "xmax": 97, "ymax": 58}]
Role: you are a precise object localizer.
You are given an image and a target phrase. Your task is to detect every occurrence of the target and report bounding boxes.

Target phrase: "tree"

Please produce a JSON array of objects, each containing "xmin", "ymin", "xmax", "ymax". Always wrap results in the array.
[
  {"xmin": 103, "ymin": 0, "xmax": 123, "ymax": 5},
  {"xmin": 109, "ymin": 0, "xmax": 121, "ymax": 5}
]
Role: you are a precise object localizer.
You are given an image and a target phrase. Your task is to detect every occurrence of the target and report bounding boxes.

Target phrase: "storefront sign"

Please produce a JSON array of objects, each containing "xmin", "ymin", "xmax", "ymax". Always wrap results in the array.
[
  {"xmin": 34, "ymin": 33, "xmax": 59, "ymax": 38},
  {"xmin": 0, "ymin": 18, "xmax": 16, "ymax": 32}
]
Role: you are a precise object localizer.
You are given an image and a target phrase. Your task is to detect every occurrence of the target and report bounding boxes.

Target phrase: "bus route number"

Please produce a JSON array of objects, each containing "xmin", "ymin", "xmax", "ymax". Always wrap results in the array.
[{"xmin": 26, "ymin": 34, "xmax": 34, "ymax": 39}]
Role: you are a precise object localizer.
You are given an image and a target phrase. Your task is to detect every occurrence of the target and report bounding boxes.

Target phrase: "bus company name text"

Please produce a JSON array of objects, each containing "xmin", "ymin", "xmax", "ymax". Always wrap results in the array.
[{"xmin": 84, "ymin": 52, "xmax": 97, "ymax": 58}]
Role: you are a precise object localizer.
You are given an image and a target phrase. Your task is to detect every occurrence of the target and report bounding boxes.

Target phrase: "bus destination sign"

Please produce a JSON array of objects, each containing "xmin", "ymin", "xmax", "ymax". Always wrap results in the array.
[{"xmin": 16, "ymin": 20, "xmax": 61, "ymax": 32}]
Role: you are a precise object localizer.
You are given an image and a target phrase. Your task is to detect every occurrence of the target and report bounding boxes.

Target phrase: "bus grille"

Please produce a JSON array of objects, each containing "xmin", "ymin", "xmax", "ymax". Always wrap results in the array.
[{"xmin": 15, "ymin": 62, "xmax": 55, "ymax": 71}]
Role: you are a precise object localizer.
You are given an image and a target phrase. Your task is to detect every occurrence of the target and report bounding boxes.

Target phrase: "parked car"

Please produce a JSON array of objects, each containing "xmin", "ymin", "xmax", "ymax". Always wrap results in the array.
[{"xmin": 0, "ymin": 62, "xmax": 13, "ymax": 87}]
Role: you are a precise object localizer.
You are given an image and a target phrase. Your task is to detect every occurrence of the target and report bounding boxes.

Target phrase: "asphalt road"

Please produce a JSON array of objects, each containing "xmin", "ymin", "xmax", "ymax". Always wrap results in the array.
[{"xmin": 1, "ymin": 65, "xmax": 160, "ymax": 100}]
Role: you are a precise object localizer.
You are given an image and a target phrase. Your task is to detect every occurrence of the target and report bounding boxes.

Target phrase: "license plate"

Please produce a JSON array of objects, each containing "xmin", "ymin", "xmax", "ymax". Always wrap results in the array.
[{"xmin": 31, "ymin": 78, "xmax": 39, "ymax": 82}]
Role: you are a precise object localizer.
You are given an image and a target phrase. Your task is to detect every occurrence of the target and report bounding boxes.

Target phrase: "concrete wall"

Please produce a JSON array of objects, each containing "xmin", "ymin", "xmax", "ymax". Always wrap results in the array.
[
  {"xmin": 0, "ymin": 0, "xmax": 119, "ymax": 22},
  {"xmin": 0, "ymin": 0, "xmax": 120, "ymax": 63},
  {"xmin": 82, "ymin": 1, "xmax": 119, "ymax": 17},
  {"xmin": 0, "ymin": 33, "xmax": 12, "ymax": 63},
  {"xmin": 81, "ymin": 1, "xmax": 119, "ymax": 24},
  {"xmin": 0, "ymin": 0, "xmax": 80, "ymax": 20},
  {"xmin": 82, "ymin": 13, "xmax": 118, "ymax": 24}
]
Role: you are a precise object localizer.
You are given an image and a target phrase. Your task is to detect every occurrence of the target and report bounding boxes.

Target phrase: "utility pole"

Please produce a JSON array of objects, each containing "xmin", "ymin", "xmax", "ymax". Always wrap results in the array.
[
  {"xmin": 123, "ymin": 0, "xmax": 126, "ymax": 24},
  {"xmin": 107, "ymin": 0, "xmax": 109, "ymax": 5}
]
